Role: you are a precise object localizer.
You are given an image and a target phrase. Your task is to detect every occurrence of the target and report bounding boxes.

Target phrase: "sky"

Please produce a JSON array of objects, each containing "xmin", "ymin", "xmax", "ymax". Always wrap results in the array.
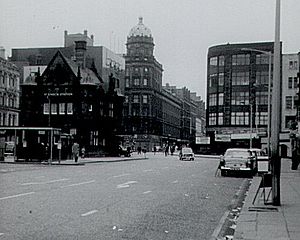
[{"xmin": 1, "ymin": 0, "xmax": 300, "ymax": 100}]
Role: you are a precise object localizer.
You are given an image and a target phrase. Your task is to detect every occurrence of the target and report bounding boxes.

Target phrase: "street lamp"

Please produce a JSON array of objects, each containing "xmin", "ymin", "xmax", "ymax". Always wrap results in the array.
[{"xmin": 241, "ymin": 48, "xmax": 272, "ymax": 156}]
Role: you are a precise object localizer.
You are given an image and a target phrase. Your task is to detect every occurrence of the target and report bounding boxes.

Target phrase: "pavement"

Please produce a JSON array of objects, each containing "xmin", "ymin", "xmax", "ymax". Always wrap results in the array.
[
  {"xmin": 0, "ymin": 152, "xmax": 149, "ymax": 165},
  {"xmin": 233, "ymin": 158, "xmax": 300, "ymax": 240}
]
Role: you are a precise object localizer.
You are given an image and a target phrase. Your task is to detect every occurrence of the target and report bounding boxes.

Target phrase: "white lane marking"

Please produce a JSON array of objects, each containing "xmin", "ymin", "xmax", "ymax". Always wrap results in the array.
[
  {"xmin": 113, "ymin": 173, "xmax": 131, "ymax": 178},
  {"xmin": 0, "ymin": 233, "xmax": 4, "ymax": 236},
  {"xmin": 162, "ymin": 167, "xmax": 169, "ymax": 169},
  {"xmin": 117, "ymin": 181, "xmax": 137, "ymax": 189},
  {"xmin": 0, "ymin": 192, "xmax": 35, "ymax": 201},
  {"xmin": 61, "ymin": 180, "xmax": 95, "ymax": 188},
  {"xmin": 81, "ymin": 210, "xmax": 98, "ymax": 217},
  {"xmin": 143, "ymin": 169, "xmax": 153, "ymax": 172},
  {"xmin": 143, "ymin": 191, "xmax": 152, "ymax": 194},
  {"xmin": 21, "ymin": 178, "xmax": 69, "ymax": 186},
  {"xmin": 172, "ymin": 180, "xmax": 178, "ymax": 183}
]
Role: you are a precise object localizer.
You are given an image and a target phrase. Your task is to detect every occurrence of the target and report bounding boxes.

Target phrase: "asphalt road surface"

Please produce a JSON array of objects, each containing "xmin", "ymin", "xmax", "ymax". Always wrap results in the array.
[{"xmin": 0, "ymin": 153, "xmax": 248, "ymax": 240}]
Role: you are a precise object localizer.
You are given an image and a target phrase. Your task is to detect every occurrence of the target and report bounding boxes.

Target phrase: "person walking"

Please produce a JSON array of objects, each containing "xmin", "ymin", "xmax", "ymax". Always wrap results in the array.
[
  {"xmin": 153, "ymin": 146, "xmax": 156, "ymax": 155},
  {"xmin": 72, "ymin": 142, "xmax": 80, "ymax": 163},
  {"xmin": 164, "ymin": 145, "xmax": 169, "ymax": 156},
  {"xmin": 142, "ymin": 147, "xmax": 147, "ymax": 158}
]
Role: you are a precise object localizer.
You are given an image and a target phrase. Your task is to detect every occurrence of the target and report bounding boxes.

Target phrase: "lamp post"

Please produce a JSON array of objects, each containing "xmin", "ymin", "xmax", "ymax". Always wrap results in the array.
[{"xmin": 241, "ymin": 48, "xmax": 272, "ymax": 156}]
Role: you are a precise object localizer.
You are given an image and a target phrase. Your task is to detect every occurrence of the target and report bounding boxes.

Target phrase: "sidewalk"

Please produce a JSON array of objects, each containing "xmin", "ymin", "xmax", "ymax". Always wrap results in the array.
[
  {"xmin": 0, "ymin": 152, "xmax": 148, "ymax": 165},
  {"xmin": 234, "ymin": 158, "xmax": 300, "ymax": 240}
]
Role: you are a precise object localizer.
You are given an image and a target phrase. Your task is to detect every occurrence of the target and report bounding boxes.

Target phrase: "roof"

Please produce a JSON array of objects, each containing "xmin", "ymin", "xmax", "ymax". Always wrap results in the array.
[{"xmin": 128, "ymin": 17, "xmax": 152, "ymax": 38}]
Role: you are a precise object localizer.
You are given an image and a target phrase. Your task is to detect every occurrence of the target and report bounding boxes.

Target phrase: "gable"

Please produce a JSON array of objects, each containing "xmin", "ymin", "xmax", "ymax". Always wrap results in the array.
[{"xmin": 40, "ymin": 51, "xmax": 78, "ymax": 86}]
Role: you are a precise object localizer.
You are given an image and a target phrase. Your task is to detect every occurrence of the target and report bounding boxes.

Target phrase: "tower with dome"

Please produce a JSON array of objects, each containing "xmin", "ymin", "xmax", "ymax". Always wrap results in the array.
[{"xmin": 122, "ymin": 17, "xmax": 182, "ymax": 151}]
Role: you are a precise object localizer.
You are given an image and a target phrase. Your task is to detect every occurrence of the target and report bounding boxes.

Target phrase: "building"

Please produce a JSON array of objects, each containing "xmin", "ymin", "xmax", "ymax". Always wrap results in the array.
[
  {"xmin": 20, "ymin": 43, "xmax": 124, "ymax": 158},
  {"xmin": 0, "ymin": 55, "xmax": 20, "ymax": 129},
  {"xmin": 10, "ymin": 30, "xmax": 125, "ymax": 94},
  {"xmin": 122, "ymin": 17, "xmax": 204, "ymax": 151},
  {"xmin": 281, "ymin": 53, "xmax": 299, "ymax": 156},
  {"xmin": 206, "ymin": 42, "xmax": 276, "ymax": 154}
]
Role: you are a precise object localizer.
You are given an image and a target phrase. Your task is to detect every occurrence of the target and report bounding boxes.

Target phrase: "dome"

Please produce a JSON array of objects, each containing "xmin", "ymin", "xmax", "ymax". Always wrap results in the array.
[{"xmin": 128, "ymin": 17, "xmax": 152, "ymax": 37}]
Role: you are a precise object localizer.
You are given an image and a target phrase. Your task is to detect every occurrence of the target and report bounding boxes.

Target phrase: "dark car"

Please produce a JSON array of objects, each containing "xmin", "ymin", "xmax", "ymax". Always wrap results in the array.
[
  {"xmin": 118, "ymin": 145, "xmax": 131, "ymax": 157},
  {"xmin": 220, "ymin": 148, "xmax": 256, "ymax": 176}
]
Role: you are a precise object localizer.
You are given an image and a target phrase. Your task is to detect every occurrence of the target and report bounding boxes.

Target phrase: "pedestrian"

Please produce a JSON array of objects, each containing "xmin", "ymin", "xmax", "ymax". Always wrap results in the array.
[
  {"xmin": 164, "ymin": 145, "xmax": 169, "ymax": 156},
  {"xmin": 153, "ymin": 146, "xmax": 156, "ymax": 155},
  {"xmin": 142, "ymin": 147, "xmax": 147, "ymax": 158},
  {"xmin": 81, "ymin": 147, "xmax": 85, "ymax": 159},
  {"xmin": 137, "ymin": 146, "xmax": 142, "ymax": 155},
  {"xmin": 72, "ymin": 141, "xmax": 80, "ymax": 163}
]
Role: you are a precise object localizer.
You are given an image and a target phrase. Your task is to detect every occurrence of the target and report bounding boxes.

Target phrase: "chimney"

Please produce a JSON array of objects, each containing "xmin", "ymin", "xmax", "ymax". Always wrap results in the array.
[
  {"xmin": 75, "ymin": 40, "xmax": 87, "ymax": 68},
  {"xmin": 84, "ymin": 30, "xmax": 88, "ymax": 36}
]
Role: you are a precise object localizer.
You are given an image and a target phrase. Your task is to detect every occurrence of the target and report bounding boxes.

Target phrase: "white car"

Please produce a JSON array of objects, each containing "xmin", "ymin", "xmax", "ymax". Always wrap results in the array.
[
  {"xmin": 179, "ymin": 147, "xmax": 194, "ymax": 161},
  {"xmin": 220, "ymin": 148, "xmax": 256, "ymax": 176}
]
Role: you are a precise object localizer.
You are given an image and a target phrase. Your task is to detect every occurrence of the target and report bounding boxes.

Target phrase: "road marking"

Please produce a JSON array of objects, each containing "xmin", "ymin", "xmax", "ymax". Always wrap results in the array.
[
  {"xmin": 113, "ymin": 173, "xmax": 131, "ymax": 178},
  {"xmin": 117, "ymin": 181, "xmax": 137, "ymax": 189},
  {"xmin": 0, "ymin": 192, "xmax": 35, "ymax": 201},
  {"xmin": 162, "ymin": 167, "xmax": 169, "ymax": 169},
  {"xmin": 172, "ymin": 180, "xmax": 178, "ymax": 183},
  {"xmin": 81, "ymin": 210, "xmax": 98, "ymax": 217},
  {"xmin": 61, "ymin": 180, "xmax": 95, "ymax": 188},
  {"xmin": 0, "ymin": 233, "xmax": 4, "ymax": 236},
  {"xmin": 143, "ymin": 191, "xmax": 152, "ymax": 194},
  {"xmin": 21, "ymin": 178, "xmax": 69, "ymax": 186},
  {"xmin": 143, "ymin": 169, "xmax": 153, "ymax": 172}
]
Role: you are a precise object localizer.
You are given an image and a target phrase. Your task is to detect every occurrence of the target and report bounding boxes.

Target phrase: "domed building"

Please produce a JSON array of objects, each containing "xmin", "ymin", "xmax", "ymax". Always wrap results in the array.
[{"xmin": 122, "ymin": 17, "xmax": 183, "ymax": 151}]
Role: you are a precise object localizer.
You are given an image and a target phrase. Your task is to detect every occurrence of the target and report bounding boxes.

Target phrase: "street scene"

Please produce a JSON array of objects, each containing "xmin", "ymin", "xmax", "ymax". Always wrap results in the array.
[
  {"xmin": 1, "ymin": 0, "xmax": 300, "ymax": 239},
  {"xmin": 1, "ymin": 154, "xmax": 248, "ymax": 239}
]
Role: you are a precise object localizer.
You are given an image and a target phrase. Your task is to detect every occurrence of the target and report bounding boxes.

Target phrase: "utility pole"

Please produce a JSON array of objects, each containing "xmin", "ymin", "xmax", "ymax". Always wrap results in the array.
[{"xmin": 270, "ymin": 0, "xmax": 281, "ymax": 206}]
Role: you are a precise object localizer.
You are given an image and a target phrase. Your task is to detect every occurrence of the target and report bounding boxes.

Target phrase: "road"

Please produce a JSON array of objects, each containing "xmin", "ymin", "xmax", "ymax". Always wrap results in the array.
[{"xmin": 0, "ymin": 153, "xmax": 248, "ymax": 239}]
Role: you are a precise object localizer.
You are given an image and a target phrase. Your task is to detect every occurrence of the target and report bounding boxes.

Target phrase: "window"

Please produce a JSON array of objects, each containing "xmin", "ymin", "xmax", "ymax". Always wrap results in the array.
[
  {"xmin": 231, "ymin": 91, "xmax": 249, "ymax": 105},
  {"xmin": 256, "ymin": 71, "xmax": 269, "ymax": 85},
  {"xmin": 44, "ymin": 103, "xmax": 49, "ymax": 114},
  {"xmin": 218, "ymin": 112, "xmax": 224, "ymax": 125},
  {"xmin": 209, "ymin": 94, "xmax": 217, "ymax": 106},
  {"xmin": 286, "ymin": 96, "xmax": 293, "ymax": 109},
  {"xmin": 144, "ymin": 67, "xmax": 148, "ymax": 73},
  {"xmin": 289, "ymin": 60, "xmax": 298, "ymax": 70},
  {"xmin": 294, "ymin": 77, "xmax": 298, "ymax": 89},
  {"xmin": 143, "ymin": 78, "xmax": 148, "ymax": 86},
  {"xmin": 134, "ymin": 78, "xmax": 139, "ymax": 86},
  {"xmin": 125, "ymin": 96, "xmax": 129, "ymax": 103},
  {"xmin": 90, "ymin": 131, "xmax": 98, "ymax": 146},
  {"xmin": 125, "ymin": 78, "xmax": 130, "ymax": 87},
  {"xmin": 219, "ymin": 56, "xmax": 225, "ymax": 66},
  {"xmin": 209, "ymin": 73, "xmax": 217, "ymax": 87},
  {"xmin": 142, "ymin": 95, "xmax": 148, "ymax": 104},
  {"xmin": 231, "ymin": 112, "xmax": 249, "ymax": 125},
  {"xmin": 133, "ymin": 95, "xmax": 139, "ymax": 103},
  {"xmin": 209, "ymin": 113, "xmax": 217, "ymax": 125},
  {"xmin": 218, "ymin": 73, "xmax": 224, "ymax": 86},
  {"xmin": 59, "ymin": 103, "xmax": 65, "ymax": 114},
  {"xmin": 134, "ymin": 67, "xmax": 139, "ymax": 72},
  {"xmin": 218, "ymin": 93, "xmax": 224, "ymax": 105},
  {"xmin": 232, "ymin": 71, "xmax": 249, "ymax": 85},
  {"xmin": 232, "ymin": 54, "xmax": 250, "ymax": 65},
  {"xmin": 209, "ymin": 57, "xmax": 218, "ymax": 66},
  {"xmin": 51, "ymin": 103, "xmax": 57, "ymax": 114},
  {"xmin": 294, "ymin": 96, "xmax": 298, "ymax": 109},
  {"xmin": 256, "ymin": 91, "xmax": 268, "ymax": 105},
  {"xmin": 67, "ymin": 103, "xmax": 73, "ymax": 114},
  {"xmin": 89, "ymin": 104, "xmax": 93, "ymax": 112},
  {"xmin": 258, "ymin": 112, "xmax": 268, "ymax": 125},
  {"xmin": 256, "ymin": 54, "xmax": 270, "ymax": 65},
  {"xmin": 288, "ymin": 77, "xmax": 293, "ymax": 89}
]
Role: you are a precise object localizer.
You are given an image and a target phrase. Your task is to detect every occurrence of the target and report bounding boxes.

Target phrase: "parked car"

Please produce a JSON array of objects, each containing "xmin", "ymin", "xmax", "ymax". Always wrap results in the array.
[
  {"xmin": 179, "ymin": 147, "xmax": 194, "ymax": 161},
  {"xmin": 249, "ymin": 148, "xmax": 269, "ymax": 173},
  {"xmin": 118, "ymin": 145, "xmax": 131, "ymax": 157},
  {"xmin": 220, "ymin": 148, "xmax": 256, "ymax": 176}
]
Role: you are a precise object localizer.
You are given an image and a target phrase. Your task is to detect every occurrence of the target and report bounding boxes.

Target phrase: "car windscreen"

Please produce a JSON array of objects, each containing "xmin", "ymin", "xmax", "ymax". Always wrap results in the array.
[
  {"xmin": 182, "ymin": 148, "xmax": 193, "ymax": 154},
  {"xmin": 225, "ymin": 150, "xmax": 250, "ymax": 158}
]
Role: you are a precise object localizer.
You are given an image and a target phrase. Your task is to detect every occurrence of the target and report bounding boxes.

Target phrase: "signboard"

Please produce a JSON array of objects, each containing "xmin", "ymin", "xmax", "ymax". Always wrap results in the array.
[
  {"xmin": 196, "ymin": 136, "xmax": 210, "ymax": 144},
  {"xmin": 215, "ymin": 134, "xmax": 231, "ymax": 142},
  {"xmin": 231, "ymin": 133, "xmax": 258, "ymax": 140}
]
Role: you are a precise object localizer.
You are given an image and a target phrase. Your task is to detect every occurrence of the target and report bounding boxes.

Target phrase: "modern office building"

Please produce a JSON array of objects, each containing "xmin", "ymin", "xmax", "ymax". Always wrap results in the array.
[{"xmin": 206, "ymin": 42, "xmax": 276, "ymax": 154}]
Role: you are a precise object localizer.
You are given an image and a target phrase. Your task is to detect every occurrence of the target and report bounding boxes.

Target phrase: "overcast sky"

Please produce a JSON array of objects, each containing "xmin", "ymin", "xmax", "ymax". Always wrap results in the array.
[{"xmin": 1, "ymin": 0, "xmax": 300, "ymax": 100}]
